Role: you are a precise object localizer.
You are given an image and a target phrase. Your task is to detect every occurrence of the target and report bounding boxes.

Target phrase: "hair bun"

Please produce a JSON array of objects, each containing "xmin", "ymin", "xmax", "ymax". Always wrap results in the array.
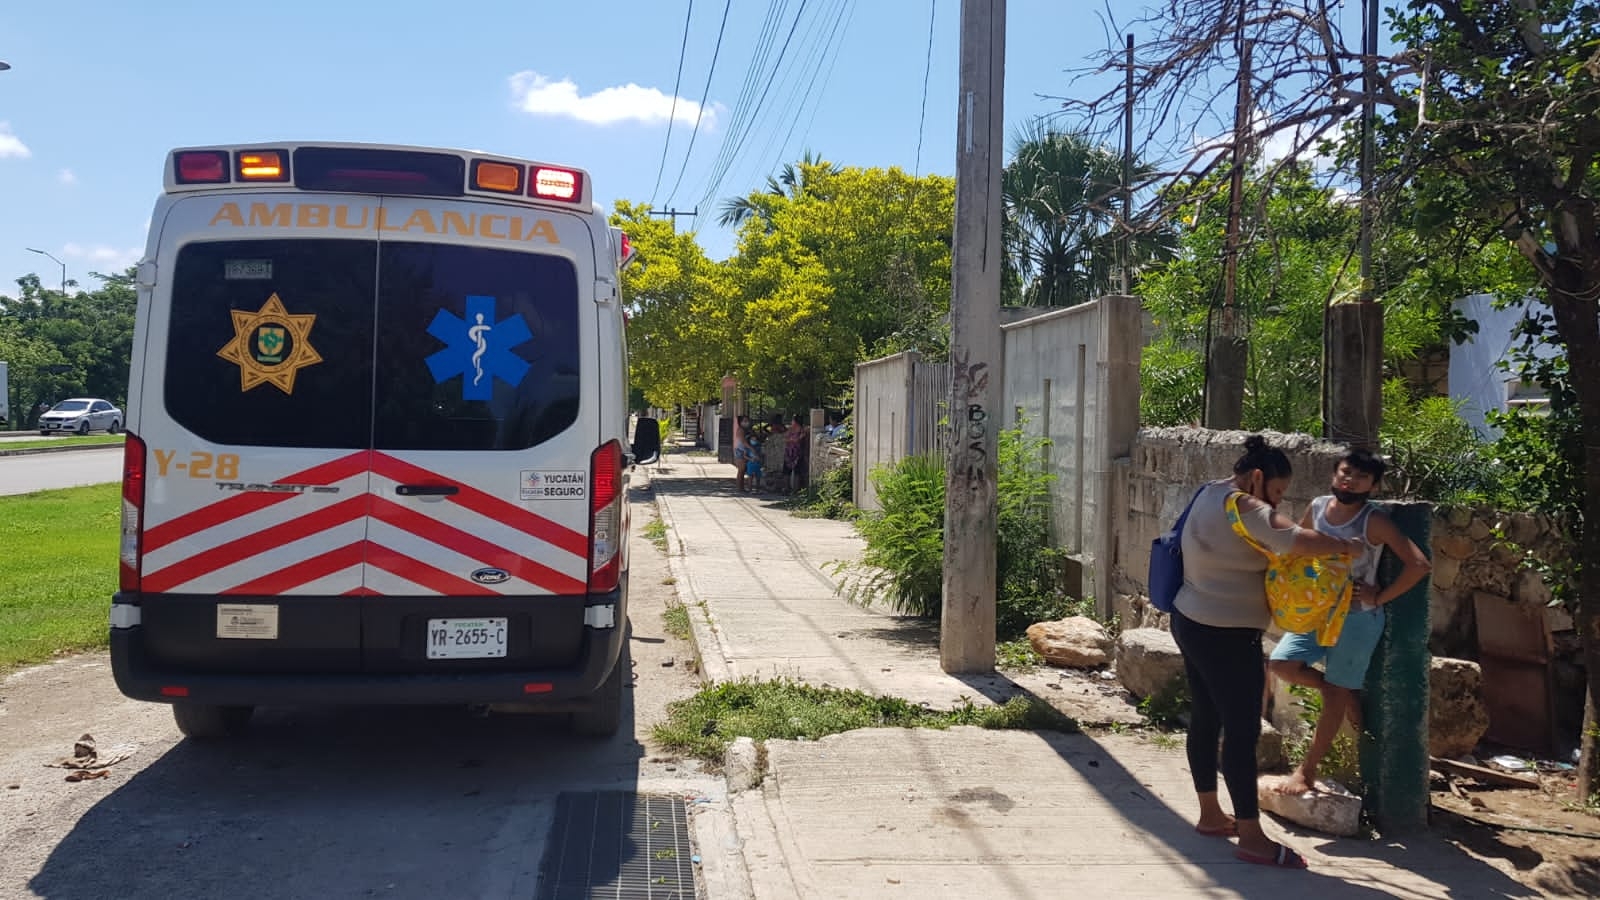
[{"xmin": 1243, "ymin": 434, "xmax": 1267, "ymax": 452}]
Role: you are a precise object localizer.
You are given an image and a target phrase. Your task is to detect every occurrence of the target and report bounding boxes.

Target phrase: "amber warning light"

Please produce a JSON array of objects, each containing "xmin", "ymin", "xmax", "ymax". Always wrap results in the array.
[{"xmin": 237, "ymin": 150, "xmax": 288, "ymax": 182}]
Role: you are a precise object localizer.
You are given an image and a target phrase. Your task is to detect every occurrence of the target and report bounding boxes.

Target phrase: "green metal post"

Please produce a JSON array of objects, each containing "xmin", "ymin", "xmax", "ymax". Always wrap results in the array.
[{"xmin": 1360, "ymin": 500, "xmax": 1433, "ymax": 832}]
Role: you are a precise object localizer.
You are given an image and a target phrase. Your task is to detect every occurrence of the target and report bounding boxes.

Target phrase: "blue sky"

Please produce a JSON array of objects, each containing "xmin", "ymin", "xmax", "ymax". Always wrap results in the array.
[{"xmin": 0, "ymin": 1, "xmax": 1148, "ymax": 294}]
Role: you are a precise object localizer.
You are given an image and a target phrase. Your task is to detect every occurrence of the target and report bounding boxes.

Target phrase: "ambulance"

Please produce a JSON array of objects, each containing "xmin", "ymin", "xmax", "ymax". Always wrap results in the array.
[{"xmin": 110, "ymin": 143, "xmax": 658, "ymax": 738}]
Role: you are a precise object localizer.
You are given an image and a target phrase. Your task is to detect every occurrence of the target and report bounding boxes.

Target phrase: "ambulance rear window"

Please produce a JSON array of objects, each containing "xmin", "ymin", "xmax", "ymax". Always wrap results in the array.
[
  {"xmin": 164, "ymin": 238, "xmax": 581, "ymax": 451},
  {"xmin": 166, "ymin": 239, "xmax": 377, "ymax": 449},
  {"xmin": 373, "ymin": 242, "xmax": 580, "ymax": 451}
]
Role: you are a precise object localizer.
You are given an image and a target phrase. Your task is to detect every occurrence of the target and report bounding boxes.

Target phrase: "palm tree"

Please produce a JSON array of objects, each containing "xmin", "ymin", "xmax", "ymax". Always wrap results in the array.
[
  {"xmin": 716, "ymin": 151, "xmax": 840, "ymax": 228},
  {"xmin": 1002, "ymin": 124, "xmax": 1171, "ymax": 307}
]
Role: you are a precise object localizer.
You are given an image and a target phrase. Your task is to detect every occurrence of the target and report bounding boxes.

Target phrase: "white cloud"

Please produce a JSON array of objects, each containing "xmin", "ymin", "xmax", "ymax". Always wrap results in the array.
[
  {"xmin": 0, "ymin": 122, "xmax": 31, "ymax": 159},
  {"xmin": 509, "ymin": 71, "xmax": 717, "ymax": 128},
  {"xmin": 62, "ymin": 243, "xmax": 142, "ymax": 272},
  {"xmin": 58, "ymin": 168, "xmax": 77, "ymax": 185}
]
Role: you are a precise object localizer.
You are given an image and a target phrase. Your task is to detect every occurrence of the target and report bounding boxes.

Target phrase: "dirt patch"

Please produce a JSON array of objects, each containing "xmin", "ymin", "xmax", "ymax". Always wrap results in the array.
[{"xmin": 1430, "ymin": 766, "xmax": 1600, "ymax": 898}]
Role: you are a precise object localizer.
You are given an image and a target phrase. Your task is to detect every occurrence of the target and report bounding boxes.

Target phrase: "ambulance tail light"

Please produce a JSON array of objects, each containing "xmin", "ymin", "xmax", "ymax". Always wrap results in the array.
[
  {"xmin": 174, "ymin": 151, "xmax": 230, "ymax": 184},
  {"xmin": 587, "ymin": 440, "xmax": 623, "ymax": 594},
  {"xmin": 531, "ymin": 166, "xmax": 583, "ymax": 203},
  {"xmin": 120, "ymin": 434, "xmax": 146, "ymax": 592}
]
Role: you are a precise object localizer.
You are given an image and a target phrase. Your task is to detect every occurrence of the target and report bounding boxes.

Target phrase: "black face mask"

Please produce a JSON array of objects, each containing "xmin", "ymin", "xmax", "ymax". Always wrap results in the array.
[{"xmin": 1331, "ymin": 488, "xmax": 1371, "ymax": 505}]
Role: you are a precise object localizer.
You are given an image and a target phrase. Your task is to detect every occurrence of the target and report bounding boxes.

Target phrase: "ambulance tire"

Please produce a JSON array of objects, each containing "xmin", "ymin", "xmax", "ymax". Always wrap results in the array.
[
  {"xmin": 570, "ymin": 642, "xmax": 628, "ymax": 738},
  {"xmin": 172, "ymin": 702, "xmax": 254, "ymax": 739}
]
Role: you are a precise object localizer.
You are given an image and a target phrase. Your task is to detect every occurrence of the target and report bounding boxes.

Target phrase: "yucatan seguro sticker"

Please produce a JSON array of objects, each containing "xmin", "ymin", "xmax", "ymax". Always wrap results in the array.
[
  {"xmin": 521, "ymin": 470, "xmax": 586, "ymax": 500},
  {"xmin": 216, "ymin": 293, "xmax": 323, "ymax": 394}
]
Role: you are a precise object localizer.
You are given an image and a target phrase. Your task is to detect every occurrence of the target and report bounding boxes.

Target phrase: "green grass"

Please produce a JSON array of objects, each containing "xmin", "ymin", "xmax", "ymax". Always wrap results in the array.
[
  {"xmin": 662, "ymin": 602, "xmax": 692, "ymax": 641},
  {"xmin": 651, "ymin": 678, "xmax": 1078, "ymax": 763},
  {"xmin": 0, "ymin": 483, "xmax": 121, "ymax": 671},
  {"xmin": 997, "ymin": 638, "xmax": 1044, "ymax": 670},
  {"xmin": 0, "ymin": 434, "xmax": 125, "ymax": 452},
  {"xmin": 642, "ymin": 517, "xmax": 669, "ymax": 552}
]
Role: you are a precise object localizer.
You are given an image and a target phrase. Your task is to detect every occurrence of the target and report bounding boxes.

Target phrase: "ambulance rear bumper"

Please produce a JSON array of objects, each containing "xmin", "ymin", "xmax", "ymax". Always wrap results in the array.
[{"xmin": 107, "ymin": 586, "xmax": 627, "ymax": 708}]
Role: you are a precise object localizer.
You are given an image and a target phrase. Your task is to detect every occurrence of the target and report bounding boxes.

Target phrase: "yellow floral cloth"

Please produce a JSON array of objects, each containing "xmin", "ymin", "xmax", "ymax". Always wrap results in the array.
[{"xmin": 1225, "ymin": 491, "xmax": 1354, "ymax": 646}]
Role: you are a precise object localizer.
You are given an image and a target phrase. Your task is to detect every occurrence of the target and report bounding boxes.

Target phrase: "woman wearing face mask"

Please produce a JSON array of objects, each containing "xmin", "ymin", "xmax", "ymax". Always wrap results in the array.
[{"xmin": 1171, "ymin": 434, "xmax": 1365, "ymax": 869}]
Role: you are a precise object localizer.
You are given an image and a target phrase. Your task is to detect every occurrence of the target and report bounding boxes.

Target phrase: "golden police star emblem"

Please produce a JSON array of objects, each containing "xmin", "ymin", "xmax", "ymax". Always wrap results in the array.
[{"xmin": 217, "ymin": 293, "xmax": 323, "ymax": 394}]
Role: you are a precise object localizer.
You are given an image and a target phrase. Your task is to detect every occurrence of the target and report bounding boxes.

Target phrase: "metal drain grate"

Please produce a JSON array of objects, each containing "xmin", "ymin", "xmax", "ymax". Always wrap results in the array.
[{"xmin": 535, "ymin": 791, "xmax": 697, "ymax": 900}]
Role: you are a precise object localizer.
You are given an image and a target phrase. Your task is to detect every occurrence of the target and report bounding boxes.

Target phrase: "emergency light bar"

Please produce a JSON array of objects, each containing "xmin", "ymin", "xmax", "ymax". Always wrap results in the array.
[{"xmin": 167, "ymin": 143, "xmax": 592, "ymax": 207}]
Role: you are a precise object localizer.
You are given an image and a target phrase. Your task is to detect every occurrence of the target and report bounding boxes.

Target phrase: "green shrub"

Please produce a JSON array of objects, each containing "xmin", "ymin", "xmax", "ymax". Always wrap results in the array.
[
  {"xmin": 846, "ymin": 454, "xmax": 947, "ymax": 617},
  {"xmin": 1378, "ymin": 379, "xmax": 1494, "ymax": 504},
  {"xmin": 839, "ymin": 427, "xmax": 1076, "ymax": 639},
  {"xmin": 789, "ymin": 458, "xmax": 856, "ymax": 520}
]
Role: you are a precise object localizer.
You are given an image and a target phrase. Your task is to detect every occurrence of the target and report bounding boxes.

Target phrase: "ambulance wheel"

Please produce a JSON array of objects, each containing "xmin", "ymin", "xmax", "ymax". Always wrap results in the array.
[
  {"xmin": 172, "ymin": 703, "xmax": 253, "ymax": 739},
  {"xmin": 571, "ymin": 645, "xmax": 628, "ymax": 737}
]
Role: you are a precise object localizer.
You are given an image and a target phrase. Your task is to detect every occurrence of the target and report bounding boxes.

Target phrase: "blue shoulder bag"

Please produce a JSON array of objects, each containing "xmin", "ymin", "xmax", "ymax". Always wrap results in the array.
[{"xmin": 1148, "ymin": 482, "xmax": 1211, "ymax": 613}]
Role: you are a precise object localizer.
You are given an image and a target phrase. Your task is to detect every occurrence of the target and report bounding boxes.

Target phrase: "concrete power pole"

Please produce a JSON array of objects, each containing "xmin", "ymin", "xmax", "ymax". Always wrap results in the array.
[
  {"xmin": 1324, "ymin": 0, "xmax": 1383, "ymax": 448},
  {"xmin": 942, "ymin": 0, "xmax": 1005, "ymax": 674}
]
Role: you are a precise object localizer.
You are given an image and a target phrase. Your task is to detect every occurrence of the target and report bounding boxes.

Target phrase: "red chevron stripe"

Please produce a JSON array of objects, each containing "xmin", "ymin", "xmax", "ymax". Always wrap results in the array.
[
  {"xmin": 142, "ymin": 495, "xmax": 370, "ymax": 593},
  {"xmin": 222, "ymin": 542, "xmax": 367, "ymax": 596},
  {"xmin": 143, "ymin": 450, "xmax": 371, "ymax": 553},
  {"xmin": 345, "ymin": 586, "xmax": 378, "ymax": 596},
  {"xmin": 369, "ymin": 497, "xmax": 586, "ymax": 595},
  {"xmin": 365, "ymin": 543, "xmax": 494, "ymax": 596},
  {"xmin": 370, "ymin": 452, "xmax": 588, "ymax": 558}
]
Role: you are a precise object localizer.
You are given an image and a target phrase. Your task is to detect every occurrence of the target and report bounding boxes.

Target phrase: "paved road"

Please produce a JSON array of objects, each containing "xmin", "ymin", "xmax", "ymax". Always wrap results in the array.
[
  {"xmin": 0, "ymin": 447, "xmax": 122, "ymax": 496},
  {"xmin": 0, "ymin": 488, "xmax": 716, "ymax": 900}
]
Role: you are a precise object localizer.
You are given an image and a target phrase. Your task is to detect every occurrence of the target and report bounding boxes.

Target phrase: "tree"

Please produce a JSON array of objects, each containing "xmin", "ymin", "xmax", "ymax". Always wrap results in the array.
[
  {"xmin": 720, "ymin": 162, "xmax": 956, "ymax": 407},
  {"xmin": 1386, "ymin": 0, "xmax": 1600, "ymax": 795},
  {"xmin": 715, "ymin": 151, "xmax": 840, "ymax": 228},
  {"xmin": 1002, "ymin": 124, "xmax": 1173, "ymax": 307},
  {"xmin": 609, "ymin": 201, "xmax": 735, "ymax": 409},
  {"xmin": 0, "ymin": 269, "xmax": 137, "ymax": 423},
  {"xmin": 1068, "ymin": 0, "xmax": 1600, "ymax": 796}
]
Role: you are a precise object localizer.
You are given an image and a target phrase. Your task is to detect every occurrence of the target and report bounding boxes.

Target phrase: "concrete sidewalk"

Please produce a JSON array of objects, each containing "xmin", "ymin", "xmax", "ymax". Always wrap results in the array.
[{"xmin": 647, "ymin": 450, "xmax": 1542, "ymax": 899}]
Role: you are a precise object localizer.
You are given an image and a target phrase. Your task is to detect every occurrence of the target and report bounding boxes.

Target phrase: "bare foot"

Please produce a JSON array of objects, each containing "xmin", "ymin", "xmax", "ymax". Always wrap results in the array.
[
  {"xmin": 1275, "ymin": 771, "xmax": 1318, "ymax": 795},
  {"xmin": 1195, "ymin": 815, "xmax": 1237, "ymax": 837}
]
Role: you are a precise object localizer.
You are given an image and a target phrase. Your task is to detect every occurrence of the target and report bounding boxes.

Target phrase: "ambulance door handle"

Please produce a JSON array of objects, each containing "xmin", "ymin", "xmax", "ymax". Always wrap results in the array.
[{"xmin": 396, "ymin": 484, "xmax": 459, "ymax": 497}]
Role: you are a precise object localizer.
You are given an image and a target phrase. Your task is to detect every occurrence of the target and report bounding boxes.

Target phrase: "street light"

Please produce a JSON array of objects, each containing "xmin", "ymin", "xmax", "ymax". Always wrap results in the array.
[{"xmin": 26, "ymin": 248, "xmax": 66, "ymax": 296}]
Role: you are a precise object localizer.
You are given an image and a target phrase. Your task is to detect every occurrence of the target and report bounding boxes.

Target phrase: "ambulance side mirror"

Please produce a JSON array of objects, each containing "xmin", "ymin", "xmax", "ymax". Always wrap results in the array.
[{"xmin": 631, "ymin": 417, "xmax": 661, "ymax": 466}]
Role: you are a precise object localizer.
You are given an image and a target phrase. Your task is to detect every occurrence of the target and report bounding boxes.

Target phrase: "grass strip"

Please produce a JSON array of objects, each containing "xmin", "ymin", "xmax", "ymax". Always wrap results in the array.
[
  {"xmin": 0, "ymin": 483, "xmax": 120, "ymax": 671},
  {"xmin": 652, "ymin": 678, "xmax": 1077, "ymax": 763},
  {"xmin": 0, "ymin": 435, "xmax": 125, "ymax": 452}
]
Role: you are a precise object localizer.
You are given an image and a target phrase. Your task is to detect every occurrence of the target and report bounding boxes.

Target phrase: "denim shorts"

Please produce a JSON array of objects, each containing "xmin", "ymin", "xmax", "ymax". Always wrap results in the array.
[{"xmin": 1269, "ymin": 606, "xmax": 1386, "ymax": 689}]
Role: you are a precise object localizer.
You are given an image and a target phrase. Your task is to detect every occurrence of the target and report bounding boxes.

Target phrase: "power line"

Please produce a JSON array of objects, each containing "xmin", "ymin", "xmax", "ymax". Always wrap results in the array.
[
  {"xmin": 748, "ymin": 0, "xmax": 851, "ymax": 184},
  {"xmin": 912, "ymin": 0, "xmax": 938, "ymax": 179},
  {"xmin": 794, "ymin": 0, "xmax": 858, "ymax": 155},
  {"xmin": 650, "ymin": 0, "xmax": 696, "ymax": 206},
  {"xmin": 695, "ymin": 0, "xmax": 813, "ymax": 216},
  {"xmin": 693, "ymin": 0, "xmax": 792, "ymax": 211},
  {"xmin": 665, "ymin": 0, "xmax": 735, "ymax": 208}
]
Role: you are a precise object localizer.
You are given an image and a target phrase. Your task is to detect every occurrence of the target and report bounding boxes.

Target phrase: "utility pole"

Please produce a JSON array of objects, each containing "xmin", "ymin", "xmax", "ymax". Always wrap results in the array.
[
  {"xmin": 942, "ymin": 0, "xmax": 1005, "ymax": 674},
  {"xmin": 1120, "ymin": 33, "xmax": 1134, "ymax": 296},
  {"xmin": 1205, "ymin": 5, "xmax": 1250, "ymax": 430},
  {"xmin": 649, "ymin": 207, "xmax": 698, "ymax": 231},
  {"xmin": 1325, "ymin": 0, "xmax": 1383, "ymax": 449}
]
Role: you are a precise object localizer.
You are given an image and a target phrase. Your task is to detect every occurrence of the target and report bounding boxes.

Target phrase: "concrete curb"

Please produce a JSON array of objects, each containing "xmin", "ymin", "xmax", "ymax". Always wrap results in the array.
[
  {"xmin": 639, "ymin": 457, "xmax": 757, "ymax": 900},
  {"xmin": 647, "ymin": 462, "xmax": 739, "ymax": 685}
]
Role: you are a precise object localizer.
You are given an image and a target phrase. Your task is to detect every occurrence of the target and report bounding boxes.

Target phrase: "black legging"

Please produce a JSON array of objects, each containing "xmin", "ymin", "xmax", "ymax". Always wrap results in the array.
[{"xmin": 1170, "ymin": 608, "xmax": 1264, "ymax": 820}]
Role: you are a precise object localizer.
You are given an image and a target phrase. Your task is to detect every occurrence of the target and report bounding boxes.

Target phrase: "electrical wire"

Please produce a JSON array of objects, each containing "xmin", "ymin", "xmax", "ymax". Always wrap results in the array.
[
  {"xmin": 650, "ymin": 0, "xmax": 696, "ymax": 206},
  {"xmin": 744, "ymin": 0, "xmax": 849, "ymax": 186},
  {"xmin": 695, "ymin": 0, "xmax": 813, "ymax": 216},
  {"xmin": 689, "ymin": 0, "xmax": 792, "ymax": 217},
  {"xmin": 664, "ymin": 0, "xmax": 735, "ymax": 209},
  {"xmin": 912, "ymin": 0, "xmax": 938, "ymax": 180}
]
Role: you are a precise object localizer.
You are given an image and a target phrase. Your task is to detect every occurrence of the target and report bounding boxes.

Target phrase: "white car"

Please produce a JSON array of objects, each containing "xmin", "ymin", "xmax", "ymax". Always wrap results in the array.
[{"xmin": 39, "ymin": 398, "xmax": 123, "ymax": 435}]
